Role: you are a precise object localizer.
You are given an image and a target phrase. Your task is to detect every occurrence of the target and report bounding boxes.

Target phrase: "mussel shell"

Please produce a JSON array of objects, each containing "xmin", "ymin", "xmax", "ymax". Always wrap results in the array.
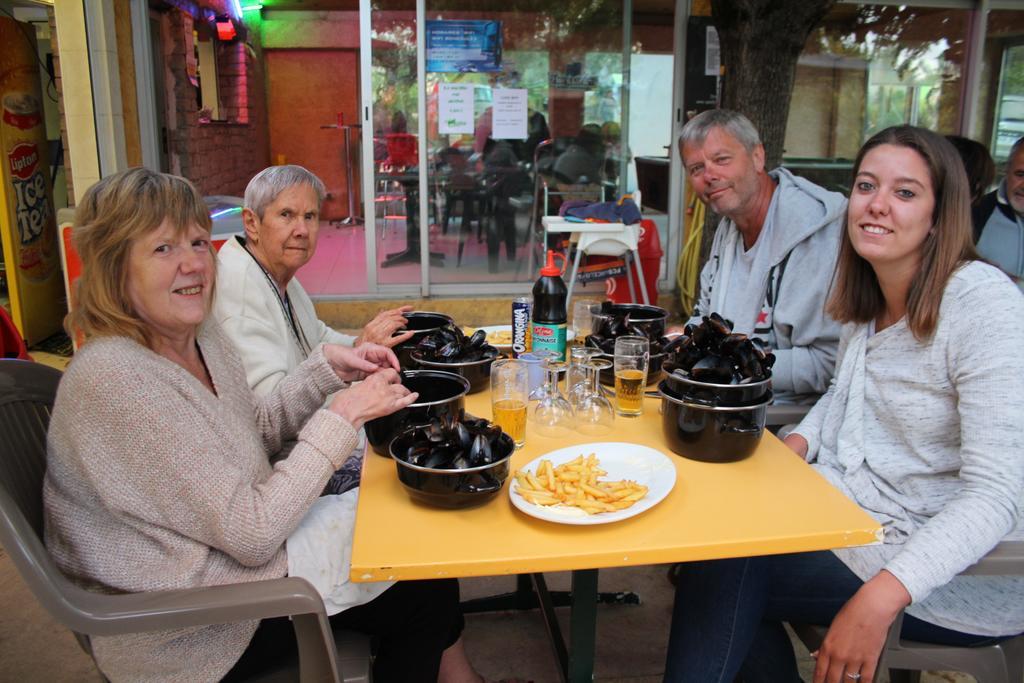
[
  {"xmin": 469, "ymin": 433, "xmax": 492, "ymax": 466},
  {"xmin": 689, "ymin": 353, "xmax": 735, "ymax": 384},
  {"xmin": 467, "ymin": 328, "xmax": 487, "ymax": 349},
  {"xmin": 454, "ymin": 421, "xmax": 473, "ymax": 450}
]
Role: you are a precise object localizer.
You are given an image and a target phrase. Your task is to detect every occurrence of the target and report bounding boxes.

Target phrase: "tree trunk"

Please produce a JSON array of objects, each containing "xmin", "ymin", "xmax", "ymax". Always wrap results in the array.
[
  {"xmin": 711, "ymin": 0, "xmax": 838, "ymax": 169},
  {"xmin": 694, "ymin": 0, "xmax": 838, "ymax": 273}
]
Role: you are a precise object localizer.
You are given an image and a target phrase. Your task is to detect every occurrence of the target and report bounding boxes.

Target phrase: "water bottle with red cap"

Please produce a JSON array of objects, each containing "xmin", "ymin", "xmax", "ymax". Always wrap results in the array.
[{"xmin": 531, "ymin": 250, "xmax": 568, "ymax": 361}]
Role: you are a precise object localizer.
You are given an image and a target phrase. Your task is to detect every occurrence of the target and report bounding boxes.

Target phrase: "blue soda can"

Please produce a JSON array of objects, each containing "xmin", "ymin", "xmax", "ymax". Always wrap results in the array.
[{"xmin": 511, "ymin": 297, "xmax": 532, "ymax": 358}]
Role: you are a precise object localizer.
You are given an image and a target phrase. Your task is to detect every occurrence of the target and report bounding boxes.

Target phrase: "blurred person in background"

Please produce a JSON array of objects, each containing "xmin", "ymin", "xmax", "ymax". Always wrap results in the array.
[
  {"xmin": 973, "ymin": 136, "xmax": 1024, "ymax": 291},
  {"xmin": 945, "ymin": 135, "xmax": 995, "ymax": 207}
]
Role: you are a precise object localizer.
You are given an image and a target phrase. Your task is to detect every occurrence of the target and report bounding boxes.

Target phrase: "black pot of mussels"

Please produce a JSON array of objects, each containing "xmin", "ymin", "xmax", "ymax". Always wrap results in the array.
[
  {"xmin": 662, "ymin": 313, "xmax": 775, "ymax": 407},
  {"xmin": 389, "ymin": 415, "xmax": 515, "ymax": 508},
  {"xmin": 365, "ymin": 370, "xmax": 470, "ymax": 456},
  {"xmin": 408, "ymin": 324, "xmax": 500, "ymax": 394},
  {"xmin": 659, "ymin": 381, "xmax": 771, "ymax": 463},
  {"xmin": 392, "ymin": 311, "xmax": 456, "ymax": 368},
  {"xmin": 590, "ymin": 303, "xmax": 668, "ymax": 340},
  {"xmin": 587, "ymin": 302, "xmax": 671, "ymax": 386}
]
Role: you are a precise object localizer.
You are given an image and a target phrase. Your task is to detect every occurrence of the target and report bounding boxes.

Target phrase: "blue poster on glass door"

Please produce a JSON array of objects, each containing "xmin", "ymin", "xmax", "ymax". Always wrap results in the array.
[{"xmin": 425, "ymin": 20, "xmax": 502, "ymax": 73}]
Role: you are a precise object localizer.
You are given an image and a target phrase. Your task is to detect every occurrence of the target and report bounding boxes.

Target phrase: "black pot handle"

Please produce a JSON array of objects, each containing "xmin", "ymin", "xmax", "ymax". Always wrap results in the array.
[
  {"xmin": 721, "ymin": 421, "xmax": 761, "ymax": 435},
  {"xmin": 460, "ymin": 478, "xmax": 504, "ymax": 494}
]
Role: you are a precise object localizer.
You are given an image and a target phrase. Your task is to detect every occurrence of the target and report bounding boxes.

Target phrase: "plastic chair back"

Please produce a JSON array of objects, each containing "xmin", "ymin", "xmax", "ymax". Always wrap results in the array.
[
  {"xmin": 0, "ymin": 359, "xmax": 101, "ymax": 651},
  {"xmin": 0, "ymin": 306, "xmax": 30, "ymax": 360},
  {"xmin": 0, "ymin": 360, "xmax": 61, "ymax": 535},
  {"xmin": 58, "ymin": 221, "xmax": 84, "ymax": 350}
]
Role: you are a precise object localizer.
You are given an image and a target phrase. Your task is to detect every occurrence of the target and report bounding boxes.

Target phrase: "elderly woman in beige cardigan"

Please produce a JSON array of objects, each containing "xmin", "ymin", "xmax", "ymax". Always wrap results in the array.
[{"xmin": 43, "ymin": 168, "xmax": 489, "ymax": 683}]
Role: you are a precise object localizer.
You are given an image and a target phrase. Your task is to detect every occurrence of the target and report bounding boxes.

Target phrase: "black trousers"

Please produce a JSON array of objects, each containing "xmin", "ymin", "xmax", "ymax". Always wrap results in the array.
[{"xmin": 223, "ymin": 579, "xmax": 464, "ymax": 682}]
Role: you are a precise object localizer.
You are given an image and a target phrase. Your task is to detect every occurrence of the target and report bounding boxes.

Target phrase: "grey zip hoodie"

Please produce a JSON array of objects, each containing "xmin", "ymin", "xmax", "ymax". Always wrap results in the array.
[{"xmin": 691, "ymin": 167, "xmax": 845, "ymax": 402}]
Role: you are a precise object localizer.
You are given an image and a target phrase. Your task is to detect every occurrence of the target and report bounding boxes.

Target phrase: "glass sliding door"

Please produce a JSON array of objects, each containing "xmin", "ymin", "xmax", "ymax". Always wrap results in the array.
[
  {"xmin": 359, "ymin": 0, "xmax": 680, "ymax": 296},
  {"xmin": 366, "ymin": 0, "xmax": 422, "ymax": 289},
  {"xmin": 422, "ymin": 0, "xmax": 627, "ymax": 290}
]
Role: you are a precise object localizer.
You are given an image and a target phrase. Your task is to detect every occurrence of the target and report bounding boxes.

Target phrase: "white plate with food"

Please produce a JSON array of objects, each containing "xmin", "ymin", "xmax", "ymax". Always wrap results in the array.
[
  {"xmin": 465, "ymin": 325, "xmax": 575, "ymax": 351},
  {"xmin": 509, "ymin": 442, "xmax": 676, "ymax": 525}
]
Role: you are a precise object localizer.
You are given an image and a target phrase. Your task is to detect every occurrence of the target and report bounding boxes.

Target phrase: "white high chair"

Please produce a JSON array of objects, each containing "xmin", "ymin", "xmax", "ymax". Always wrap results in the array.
[{"xmin": 541, "ymin": 191, "xmax": 649, "ymax": 313}]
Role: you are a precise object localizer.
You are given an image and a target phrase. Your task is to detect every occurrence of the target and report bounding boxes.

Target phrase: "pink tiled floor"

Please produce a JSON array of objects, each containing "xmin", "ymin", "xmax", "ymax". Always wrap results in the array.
[{"xmin": 297, "ymin": 217, "xmax": 545, "ymax": 296}]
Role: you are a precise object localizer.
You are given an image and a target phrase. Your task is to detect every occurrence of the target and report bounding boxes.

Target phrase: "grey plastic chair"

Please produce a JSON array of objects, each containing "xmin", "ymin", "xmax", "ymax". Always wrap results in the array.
[
  {"xmin": 792, "ymin": 541, "xmax": 1024, "ymax": 682},
  {"xmin": 0, "ymin": 359, "xmax": 371, "ymax": 683}
]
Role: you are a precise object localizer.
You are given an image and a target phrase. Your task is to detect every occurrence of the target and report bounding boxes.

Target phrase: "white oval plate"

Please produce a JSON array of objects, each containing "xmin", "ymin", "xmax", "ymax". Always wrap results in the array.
[
  {"xmin": 509, "ymin": 442, "xmax": 676, "ymax": 525},
  {"xmin": 466, "ymin": 325, "xmax": 575, "ymax": 351}
]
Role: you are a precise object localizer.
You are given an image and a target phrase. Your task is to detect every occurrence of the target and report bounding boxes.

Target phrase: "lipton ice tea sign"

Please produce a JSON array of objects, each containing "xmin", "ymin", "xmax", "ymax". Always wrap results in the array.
[{"xmin": 0, "ymin": 17, "xmax": 65, "ymax": 346}]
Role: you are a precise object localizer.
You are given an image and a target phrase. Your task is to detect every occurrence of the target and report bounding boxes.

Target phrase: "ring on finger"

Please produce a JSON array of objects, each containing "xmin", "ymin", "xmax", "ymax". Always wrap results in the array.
[{"xmin": 846, "ymin": 673, "xmax": 862, "ymax": 681}]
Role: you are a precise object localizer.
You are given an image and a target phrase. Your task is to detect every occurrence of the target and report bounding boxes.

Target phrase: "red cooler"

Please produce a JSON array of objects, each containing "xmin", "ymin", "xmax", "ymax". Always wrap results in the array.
[{"xmin": 606, "ymin": 219, "xmax": 663, "ymax": 305}]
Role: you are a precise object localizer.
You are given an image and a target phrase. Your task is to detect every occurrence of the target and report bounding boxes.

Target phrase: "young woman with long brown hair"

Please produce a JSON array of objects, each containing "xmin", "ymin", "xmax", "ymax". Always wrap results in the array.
[{"xmin": 664, "ymin": 126, "xmax": 1024, "ymax": 683}]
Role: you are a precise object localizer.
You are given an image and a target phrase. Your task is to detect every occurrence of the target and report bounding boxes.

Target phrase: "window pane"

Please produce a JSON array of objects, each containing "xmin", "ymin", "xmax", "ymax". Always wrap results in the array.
[
  {"xmin": 785, "ymin": 5, "xmax": 969, "ymax": 190},
  {"xmin": 422, "ymin": 0, "xmax": 627, "ymax": 285},
  {"xmin": 973, "ymin": 10, "xmax": 1024, "ymax": 165}
]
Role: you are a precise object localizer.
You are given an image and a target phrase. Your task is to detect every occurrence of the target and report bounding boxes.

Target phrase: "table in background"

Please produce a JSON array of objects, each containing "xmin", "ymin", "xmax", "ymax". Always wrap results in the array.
[
  {"xmin": 350, "ymin": 392, "xmax": 880, "ymax": 682},
  {"xmin": 377, "ymin": 170, "xmax": 446, "ymax": 268}
]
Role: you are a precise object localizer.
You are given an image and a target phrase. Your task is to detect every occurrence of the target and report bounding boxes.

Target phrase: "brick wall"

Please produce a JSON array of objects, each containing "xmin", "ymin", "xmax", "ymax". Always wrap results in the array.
[{"xmin": 165, "ymin": 8, "xmax": 269, "ymax": 197}]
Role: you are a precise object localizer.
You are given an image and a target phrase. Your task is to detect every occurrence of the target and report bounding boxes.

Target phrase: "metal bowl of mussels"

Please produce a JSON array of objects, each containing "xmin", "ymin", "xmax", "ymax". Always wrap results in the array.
[
  {"xmin": 410, "ymin": 350, "xmax": 500, "ymax": 394},
  {"xmin": 408, "ymin": 325, "xmax": 501, "ymax": 394},
  {"xmin": 392, "ymin": 311, "xmax": 456, "ymax": 369},
  {"xmin": 389, "ymin": 417, "xmax": 515, "ymax": 508},
  {"xmin": 365, "ymin": 370, "xmax": 470, "ymax": 456},
  {"xmin": 659, "ymin": 381, "xmax": 771, "ymax": 463}
]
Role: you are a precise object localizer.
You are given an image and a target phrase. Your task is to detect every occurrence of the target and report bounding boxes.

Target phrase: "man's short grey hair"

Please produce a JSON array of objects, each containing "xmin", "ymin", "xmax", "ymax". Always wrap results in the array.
[
  {"xmin": 1008, "ymin": 136, "xmax": 1024, "ymax": 167},
  {"xmin": 678, "ymin": 109, "xmax": 762, "ymax": 154},
  {"xmin": 244, "ymin": 165, "xmax": 326, "ymax": 219}
]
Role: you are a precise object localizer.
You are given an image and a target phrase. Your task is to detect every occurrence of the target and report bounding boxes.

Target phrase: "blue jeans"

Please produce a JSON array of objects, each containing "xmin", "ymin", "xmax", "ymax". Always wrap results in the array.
[{"xmin": 664, "ymin": 551, "xmax": 999, "ymax": 683}]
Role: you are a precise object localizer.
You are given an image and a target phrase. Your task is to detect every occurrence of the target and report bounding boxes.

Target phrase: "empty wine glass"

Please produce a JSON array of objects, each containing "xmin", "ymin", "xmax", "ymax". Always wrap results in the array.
[
  {"xmin": 524, "ymin": 349, "xmax": 559, "ymax": 401},
  {"xmin": 574, "ymin": 362, "xmax": 615, "ymax": 435},
  {"xmin": 571, "ymin": 299, "xmax": 601, "ymax": 349},
  {"xmin": 566, "ymin": 346, "xmax": 601, "ymax": 410},
  {"xmin": 587, "ymin": 356, "xmax": 614, "ymax": 399},
  {"xmin": 529, "ymin": 359, "xmax": 575, "ymax": 438}
]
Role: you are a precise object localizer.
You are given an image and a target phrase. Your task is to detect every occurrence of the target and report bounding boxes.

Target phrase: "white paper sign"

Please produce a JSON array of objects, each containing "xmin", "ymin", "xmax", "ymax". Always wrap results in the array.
[
  {"xmin": 438, "ymin": 83, "xmax": 474, "ymax": 135},
  {"xmin": 492, "ymin": 88, "xmax": 528, "ymax": 140},
  {"xmin": 705, "ymin": 26, "xmax": 721, "ymax": 77}
]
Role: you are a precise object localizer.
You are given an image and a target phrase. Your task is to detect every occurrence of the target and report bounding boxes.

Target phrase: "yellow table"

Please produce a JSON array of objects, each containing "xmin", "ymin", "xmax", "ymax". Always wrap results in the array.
[{"xmin": 351, "ymin": 392, "xmax": 881, "ymax": 681}]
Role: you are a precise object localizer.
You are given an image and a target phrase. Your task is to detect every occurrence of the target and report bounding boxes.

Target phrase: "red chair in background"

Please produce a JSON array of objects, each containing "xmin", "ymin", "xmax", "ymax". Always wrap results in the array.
[
  {"xmin": 0, "ymin": 306, "xmax": 30, "ymax": 360},
  {"xmin": 377, "ymin": 134, "xmax": 420, "ymax": 237},
  {"xmin": 383, "ymin": 133, "xmax": 418, "ymax": 170}
]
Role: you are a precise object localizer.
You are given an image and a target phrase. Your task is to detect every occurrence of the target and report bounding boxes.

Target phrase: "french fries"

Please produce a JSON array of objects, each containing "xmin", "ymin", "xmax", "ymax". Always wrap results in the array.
[{"xmin": 513, "ymin": 454, "xmax": 649, "ymax": 515}]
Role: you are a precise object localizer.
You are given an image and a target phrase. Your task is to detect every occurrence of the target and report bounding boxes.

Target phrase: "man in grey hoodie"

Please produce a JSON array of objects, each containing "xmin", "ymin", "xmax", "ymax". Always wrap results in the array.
[{"xmin": 680, "ymin": 109, "xmax": 844, "ymax": 404}]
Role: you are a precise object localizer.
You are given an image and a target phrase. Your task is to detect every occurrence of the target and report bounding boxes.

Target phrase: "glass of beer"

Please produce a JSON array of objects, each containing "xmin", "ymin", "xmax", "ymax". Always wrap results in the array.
[
  {"xmin": 490, "ymin": 359, "xmax": 529, "ymax": 448},
  {"xmin": 613, "ymin": 336, "xmax": 649, "ymax": 417}
]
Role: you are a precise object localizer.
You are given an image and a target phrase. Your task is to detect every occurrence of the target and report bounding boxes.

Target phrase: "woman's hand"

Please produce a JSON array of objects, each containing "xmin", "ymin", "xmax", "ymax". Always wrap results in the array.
[
  {"xmin": 328, "ymin": 369, "xmax": 418, "ymax": 430},
  {"xmin": 783, "ymin": 433, "xmax": 809, "ymax": 459},
  {"xmin": 355, "ymin": 306, "xmax": 415, "ymax": 348},
  {"xmin": 323, "ymin": 343, "xmax": 399, "ymax": 382},
  {"xmin": 812, "ymin": 571, "xmax": 911, "ymax": 683}
]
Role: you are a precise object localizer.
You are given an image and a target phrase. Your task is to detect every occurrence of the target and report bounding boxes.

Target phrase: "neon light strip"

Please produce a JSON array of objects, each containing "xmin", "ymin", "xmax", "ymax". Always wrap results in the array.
[{"xmin": 210, "ymin": 207, "xmax": 243, "ymax": 218}]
